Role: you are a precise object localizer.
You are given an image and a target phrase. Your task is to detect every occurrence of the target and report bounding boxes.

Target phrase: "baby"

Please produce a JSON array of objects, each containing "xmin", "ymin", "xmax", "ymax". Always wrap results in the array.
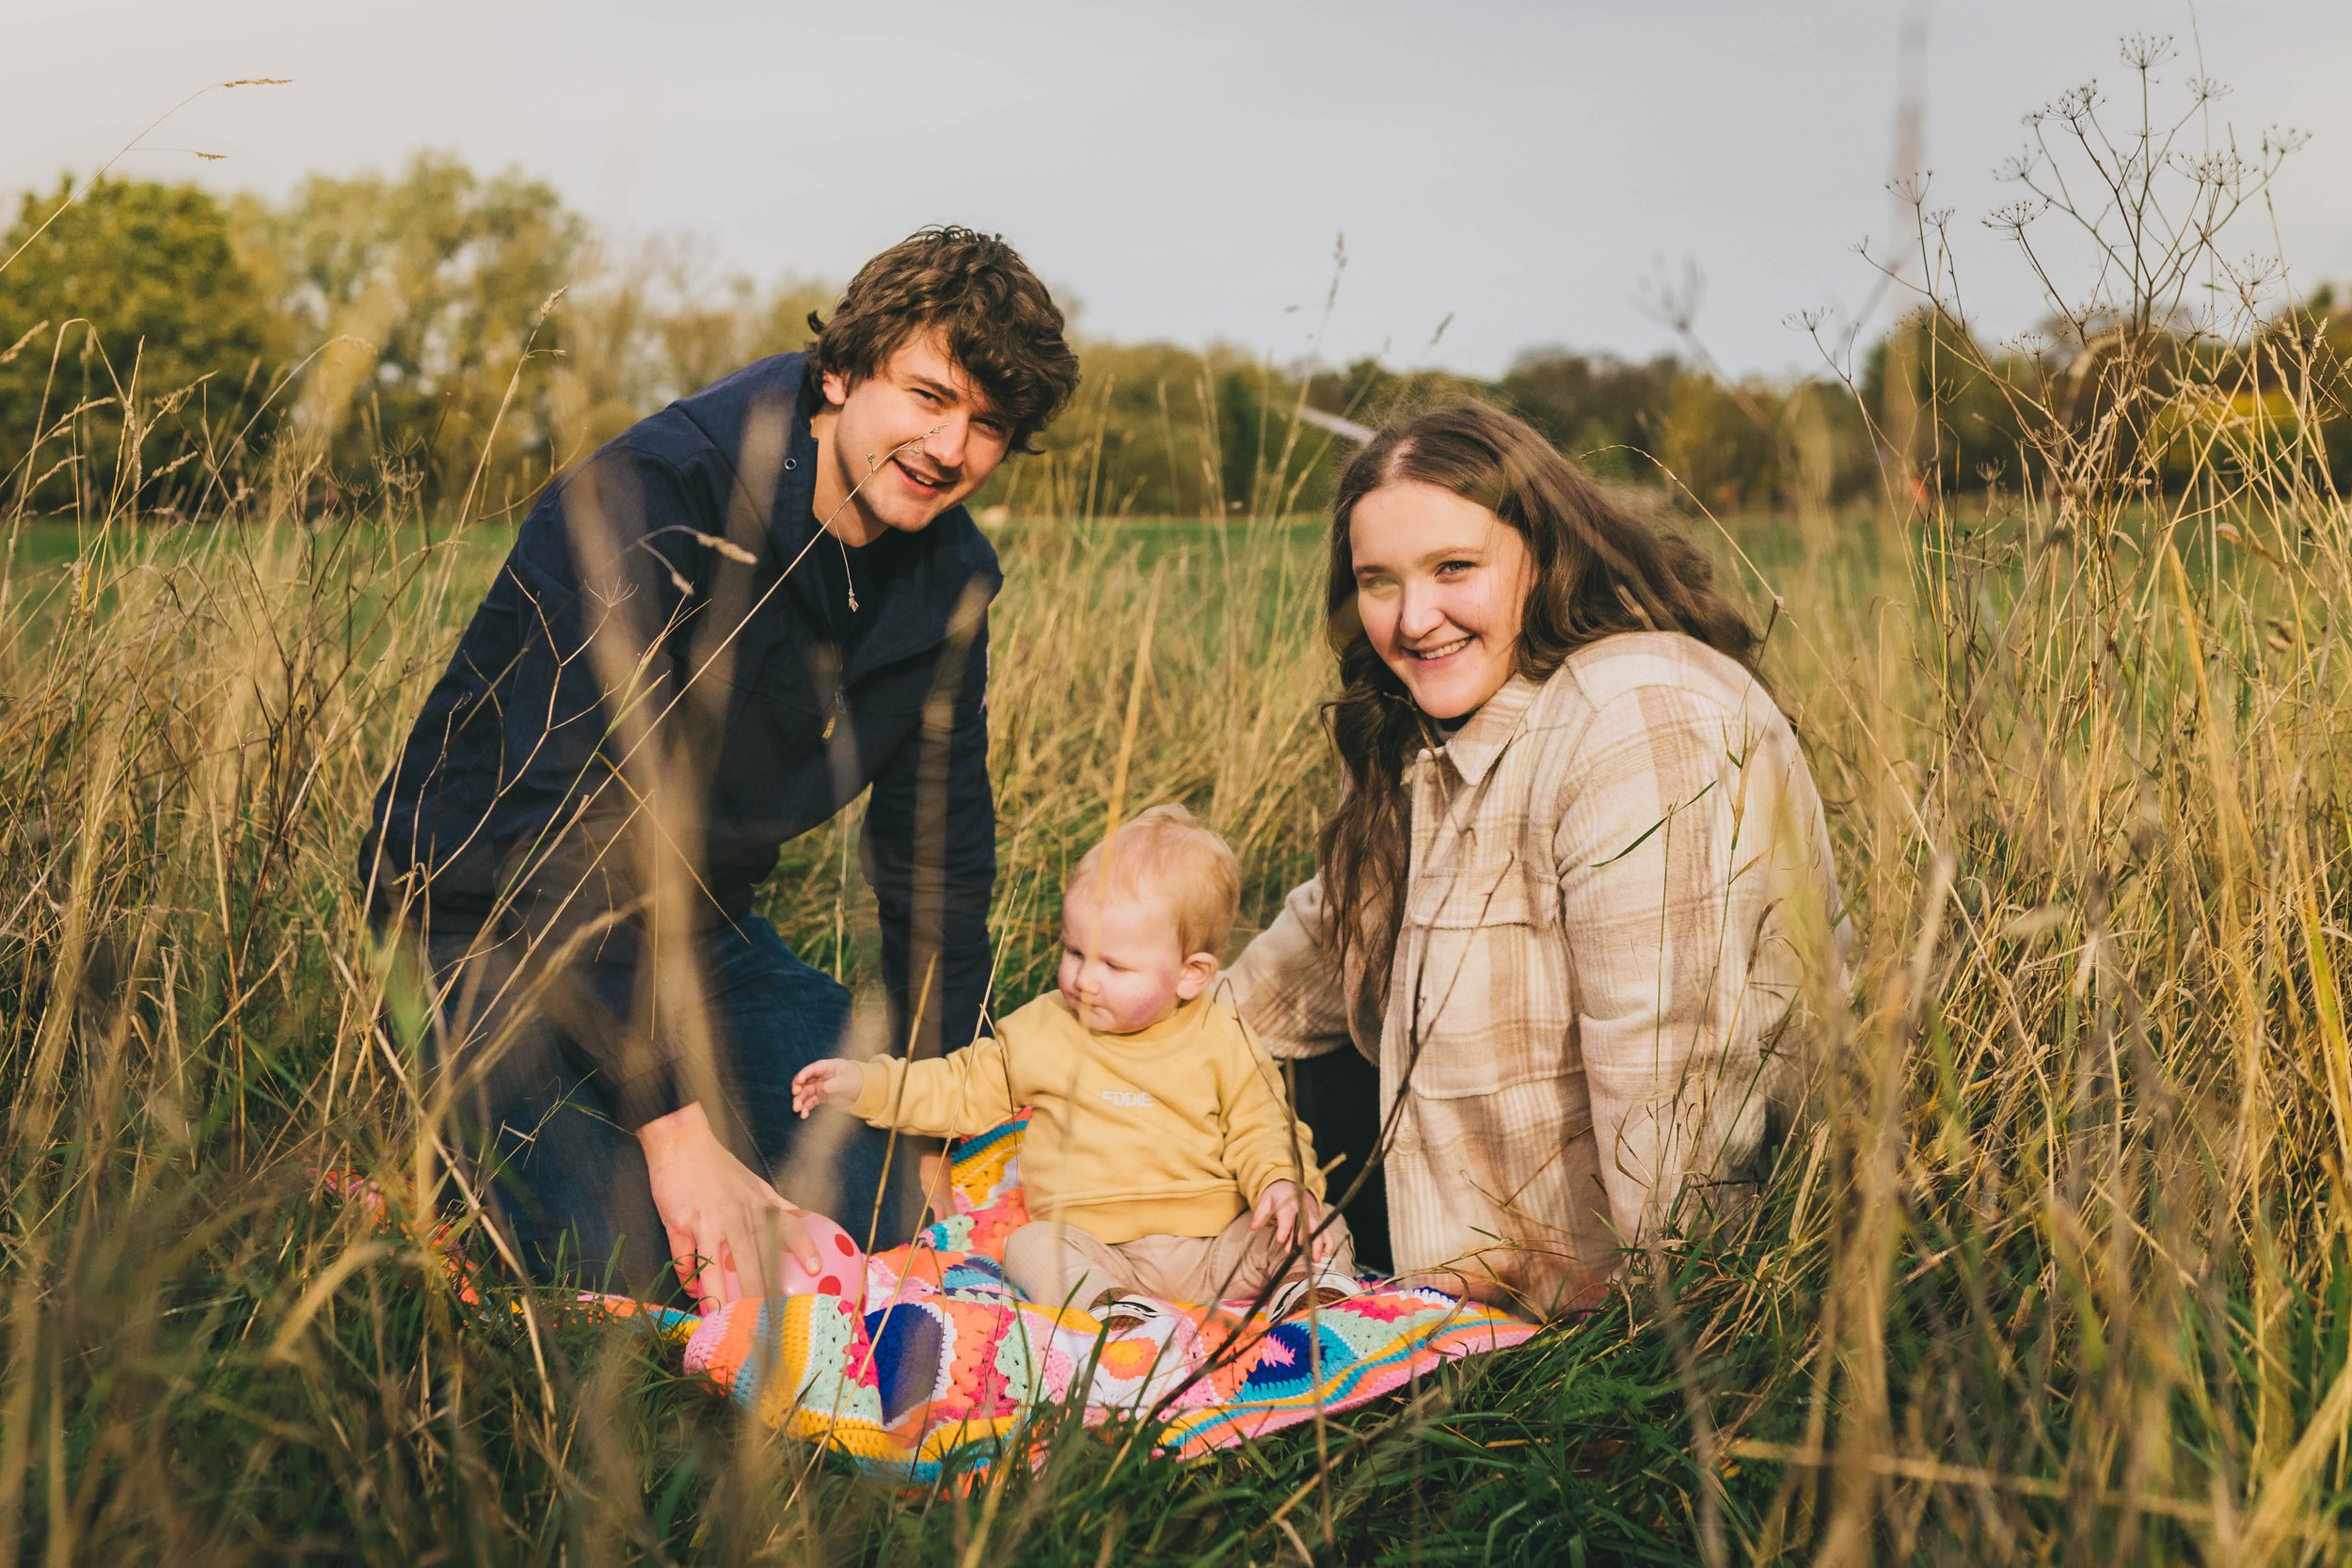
[{"xmin": 792, "ymin": 804, "xmax": 1356, "ymax": 1323}]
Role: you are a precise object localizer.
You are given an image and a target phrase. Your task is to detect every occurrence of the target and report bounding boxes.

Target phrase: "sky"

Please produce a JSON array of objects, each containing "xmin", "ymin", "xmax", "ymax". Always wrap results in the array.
[{"xmin": 9, "ymin": 0, "xmax": 2352, "ymax": 381}]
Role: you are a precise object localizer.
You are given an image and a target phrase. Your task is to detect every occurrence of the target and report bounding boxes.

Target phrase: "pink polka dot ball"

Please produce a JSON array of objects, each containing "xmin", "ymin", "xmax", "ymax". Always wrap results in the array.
[{"xmin": 779, "ymin": 1212, "xmax": 866, "ymax": 1303}]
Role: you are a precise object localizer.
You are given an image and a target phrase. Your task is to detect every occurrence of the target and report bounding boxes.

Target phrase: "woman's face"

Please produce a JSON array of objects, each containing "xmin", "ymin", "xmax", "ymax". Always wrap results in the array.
[{"xmin": 1347, "ymin": 481, "xmax": 1535, "ymax": 721}]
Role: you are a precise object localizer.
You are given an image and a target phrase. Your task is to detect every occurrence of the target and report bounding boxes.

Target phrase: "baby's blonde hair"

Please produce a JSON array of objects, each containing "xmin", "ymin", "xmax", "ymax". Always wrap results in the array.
[{"xmin": 1067, "ymin": 803, "xmax": 1241, "ymax": 958}]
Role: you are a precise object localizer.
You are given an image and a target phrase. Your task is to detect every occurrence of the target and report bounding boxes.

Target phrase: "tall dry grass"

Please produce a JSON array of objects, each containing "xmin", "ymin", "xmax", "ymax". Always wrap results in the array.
[{"xmin": 7, "ymin": 37, "xmax": 2352, "ymax": 1563}]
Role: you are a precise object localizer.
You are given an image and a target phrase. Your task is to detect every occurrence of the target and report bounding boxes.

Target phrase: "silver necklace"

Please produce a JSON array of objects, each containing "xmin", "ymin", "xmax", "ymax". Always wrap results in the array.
[{"xmin": 836, "ymin": 531, "xmax": 858, "ymax": 613}]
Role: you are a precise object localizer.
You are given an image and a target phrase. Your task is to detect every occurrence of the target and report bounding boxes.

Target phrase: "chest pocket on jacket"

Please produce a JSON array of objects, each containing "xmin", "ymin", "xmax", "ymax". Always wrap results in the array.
[{"xmin": 1395, "ymin": 851, "xmax": 1579, "ymax": 1099}]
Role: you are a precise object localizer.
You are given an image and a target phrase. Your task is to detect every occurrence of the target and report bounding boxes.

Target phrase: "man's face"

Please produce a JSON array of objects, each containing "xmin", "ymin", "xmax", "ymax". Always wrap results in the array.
[{"xmin": 815, "ymin": 330, "xmax": 1012, "ymax": 540}]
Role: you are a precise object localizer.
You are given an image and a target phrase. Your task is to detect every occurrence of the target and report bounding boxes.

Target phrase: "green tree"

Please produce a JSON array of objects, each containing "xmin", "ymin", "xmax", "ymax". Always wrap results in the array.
[
  {"xmin": 534, "ymin": 245, "xmax": 836, "ymax": 475},
  {"xmin": 1303, "ymin": 355, "xmax": 1483, "ymax": 430},
  {"xmin": 0, "ymin": 175, "xmax": 281, "ymax": 516},
  {"xmin": 1493, "ymin": 347, "xmax": 1680, "ymax": 482},
  {"xmin": 1010, "ymin": 340, "xmax": 1223, "ymax": 517},
  {"xmin": 1210, "ymin": 350, "xmax": 1323, "ymax": 517},
  {"xmin": 1653, "ymin": 372, "xmax": 1785, "ymax": 512},
  {"xmin": 1007, "ymin": 341, "xmax": 1365, "ymax": 520},
  {"xmin": 246, "ymin": 151, "xmax": 585, "ymax": 511},
  {"xmin": 1779, "ymin": 377, "xmax": 1876, "ymax": 513},
  {"xmin": 1861, "ymin": 309, "xmax": 2029, "ymax": 498},
  {"xmin": 2278, "ymin": 284, "xmax": 2352, "ymax": 490}
]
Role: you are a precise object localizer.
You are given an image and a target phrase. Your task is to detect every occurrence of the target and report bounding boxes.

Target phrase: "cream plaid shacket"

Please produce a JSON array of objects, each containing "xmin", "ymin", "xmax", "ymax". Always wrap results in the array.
[{"xmin": 1226, "ymin": 631, "xmax": 1848, "ymax": 1317}]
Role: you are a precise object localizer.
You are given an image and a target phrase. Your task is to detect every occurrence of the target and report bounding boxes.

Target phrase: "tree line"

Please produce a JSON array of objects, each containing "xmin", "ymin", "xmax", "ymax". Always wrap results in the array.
[{"xmin": 5, "ymin": 153, "xmax": 2349, "ymax": 525}]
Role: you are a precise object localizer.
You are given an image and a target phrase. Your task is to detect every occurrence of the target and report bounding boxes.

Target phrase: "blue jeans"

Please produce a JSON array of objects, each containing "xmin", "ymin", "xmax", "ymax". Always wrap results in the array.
[{"xmin": 421, "ymin": 916, "xmax": 910, "ymax": 1303}]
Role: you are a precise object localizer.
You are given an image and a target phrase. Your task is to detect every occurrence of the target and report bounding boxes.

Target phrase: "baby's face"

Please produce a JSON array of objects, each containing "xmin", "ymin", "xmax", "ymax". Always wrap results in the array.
[{"xmin": 1056, "ymin": 882, "xmax": 1206, "ymax": 1034}]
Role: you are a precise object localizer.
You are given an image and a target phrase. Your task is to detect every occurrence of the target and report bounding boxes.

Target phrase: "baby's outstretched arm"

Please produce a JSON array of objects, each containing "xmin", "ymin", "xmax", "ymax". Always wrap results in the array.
[
  {"xmin": 797, "ymin": 1033, "xmax": 1014, "ymax": 1137},
  {"xmin": 791, "ymin": 1059, "xmax": 866, "ymax": 1117}
]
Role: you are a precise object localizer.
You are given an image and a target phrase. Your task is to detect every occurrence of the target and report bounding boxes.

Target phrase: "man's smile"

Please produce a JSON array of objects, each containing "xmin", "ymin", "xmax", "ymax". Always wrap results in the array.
[{"xmin": 893, "ymin": 455, "xmax": 952, "ymax": 495}]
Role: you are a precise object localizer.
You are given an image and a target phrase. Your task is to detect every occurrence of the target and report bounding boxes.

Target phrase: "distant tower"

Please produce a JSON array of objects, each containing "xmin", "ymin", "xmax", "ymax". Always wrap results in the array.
[
  {"xmin": 1892, "ymin": 1, "xmax": 1928, "ymax": 207},
  {"xmin": 1883, "ymin": 0, "xmax": 1932, "ymax": 507}
]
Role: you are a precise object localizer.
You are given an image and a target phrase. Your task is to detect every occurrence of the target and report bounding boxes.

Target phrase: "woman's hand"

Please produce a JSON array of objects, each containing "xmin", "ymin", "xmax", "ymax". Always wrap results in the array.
[
  {"xmin": 1250, "ymin": 1179, "xmax": 1335, "ymax": 1260},
  {"xmin": 790, "ymin": 1058, "xmax": 866, "ymax": 1117},
  {"xmin": 636, "ymin": 1101, "xmax": 821, "ymax": 1308}
]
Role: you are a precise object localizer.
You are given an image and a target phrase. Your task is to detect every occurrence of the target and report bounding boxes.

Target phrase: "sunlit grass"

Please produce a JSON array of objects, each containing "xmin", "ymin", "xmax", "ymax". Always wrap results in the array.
[{"xmin": 10, "ymin": 38, "xmax": 2352, "ymax": 1564}]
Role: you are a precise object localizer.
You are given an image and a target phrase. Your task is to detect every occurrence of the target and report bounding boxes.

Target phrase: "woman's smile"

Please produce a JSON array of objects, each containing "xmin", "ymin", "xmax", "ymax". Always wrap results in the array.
[{"xmin": 1348, "ymin": 481, "xmax": 1534, "ymax": 721}]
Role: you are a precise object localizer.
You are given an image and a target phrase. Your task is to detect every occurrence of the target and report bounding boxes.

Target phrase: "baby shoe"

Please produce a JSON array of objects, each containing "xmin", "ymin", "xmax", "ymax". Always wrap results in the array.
[
  {"xmin": 1094, "ymin": 1294, "xmax": 1172, "ymax": 1334},
  {"xmin": 1267, "ymin": 1271, "xmax": 1361, "ymax": 1321}
]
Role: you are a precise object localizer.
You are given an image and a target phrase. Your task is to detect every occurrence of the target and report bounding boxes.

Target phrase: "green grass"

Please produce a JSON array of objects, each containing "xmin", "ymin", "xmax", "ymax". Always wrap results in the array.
[
  {"xmin": 14, "ymin": 62, "xmax": 2352, "ymax": 1546},
  {"xmin": 23, "ymin": 40, "xmax": 2352, "ymax": 1560},
  {"xmin": 12, "ymin": 482, "xmax": 2350, "ymax": 1564},
  {"xmin": 3, "ymin": 505, "xmax": 1806, "ymax": 1565}
]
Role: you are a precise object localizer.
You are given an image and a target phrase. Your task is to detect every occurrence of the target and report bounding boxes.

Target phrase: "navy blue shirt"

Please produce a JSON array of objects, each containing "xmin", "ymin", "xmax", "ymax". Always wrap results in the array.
[{"xmin": 361, "ymin": 354, "xmax": 999, "ymax": 1124}]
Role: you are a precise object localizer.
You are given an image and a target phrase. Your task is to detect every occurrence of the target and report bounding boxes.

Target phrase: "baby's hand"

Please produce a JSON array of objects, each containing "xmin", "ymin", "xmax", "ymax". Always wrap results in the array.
[
  {"xmin": 790, "ymin": 1059, "xmax": 865, "ymax": 1117},
  {"xmin": 1250, "ymin": 1179, "xmax": 1325, "ymax": 1255}
]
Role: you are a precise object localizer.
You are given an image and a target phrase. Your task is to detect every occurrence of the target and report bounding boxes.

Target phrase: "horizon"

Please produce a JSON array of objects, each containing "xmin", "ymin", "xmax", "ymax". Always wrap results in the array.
[{"xmin": 9, "ymin": 0, "xmax": 2352, "ymax": 384}]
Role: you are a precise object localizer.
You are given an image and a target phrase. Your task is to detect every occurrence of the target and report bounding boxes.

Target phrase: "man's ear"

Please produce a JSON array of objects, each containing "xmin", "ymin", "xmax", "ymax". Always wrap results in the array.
[
  {"xmin": 820, "ymin": 368, "xmax": 850, "ymax": 409},
  {"xmin": 1174, "ymin": 952, "xmax": 1219, "ymax": 1000}
]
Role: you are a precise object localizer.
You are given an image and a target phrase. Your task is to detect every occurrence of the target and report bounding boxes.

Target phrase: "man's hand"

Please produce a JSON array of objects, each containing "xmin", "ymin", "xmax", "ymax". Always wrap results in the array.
[
  {"xmin": 637, "ymin": 1101, "xmax": 821, "ymax": 1308},
  {"xmin": 1249, "ymin": 1179, "xmax": 1333, "ymax": 1260},
  {"xmin": 790, "ymin": 1058, "xmax": 866, "ymax": 1117}
]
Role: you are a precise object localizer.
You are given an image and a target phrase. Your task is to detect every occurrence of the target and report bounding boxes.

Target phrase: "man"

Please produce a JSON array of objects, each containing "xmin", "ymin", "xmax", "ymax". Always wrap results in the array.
[{"xmin": 361, "ymin": 227, "xmax": 1078, "ymax": 1309}]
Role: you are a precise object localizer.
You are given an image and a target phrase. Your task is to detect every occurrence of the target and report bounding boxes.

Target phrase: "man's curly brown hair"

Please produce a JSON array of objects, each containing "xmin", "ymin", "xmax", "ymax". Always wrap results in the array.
[{"xmin": 805, "ymin": 227, "xmax": 1080, "ymax": 453}]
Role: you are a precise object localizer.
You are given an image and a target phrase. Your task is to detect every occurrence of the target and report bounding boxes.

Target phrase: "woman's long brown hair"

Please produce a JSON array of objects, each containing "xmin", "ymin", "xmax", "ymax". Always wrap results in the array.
[{"xmin": 1319, "ymin": 400, "xmax": 1761, "ymax": 1006}]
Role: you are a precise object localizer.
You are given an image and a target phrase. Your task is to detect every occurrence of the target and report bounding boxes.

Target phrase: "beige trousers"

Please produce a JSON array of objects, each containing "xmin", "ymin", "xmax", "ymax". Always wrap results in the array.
[{"xmin": 1001, "ymin": 1210, "xmax": 1357, "ymax": 1309}]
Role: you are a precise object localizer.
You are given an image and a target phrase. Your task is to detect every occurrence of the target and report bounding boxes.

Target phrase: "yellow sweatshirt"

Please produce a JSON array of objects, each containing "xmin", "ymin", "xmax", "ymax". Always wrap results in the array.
[{"xmin": 848, "ymin": 991, "xmax": 1327, "ymax": 1244}]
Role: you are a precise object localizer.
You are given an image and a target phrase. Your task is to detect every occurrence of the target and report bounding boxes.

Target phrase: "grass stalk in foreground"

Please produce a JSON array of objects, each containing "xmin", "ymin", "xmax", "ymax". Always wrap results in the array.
[{"xmin": 8, "ymin": 41, "xmax": 2352, "ymax": 1563}]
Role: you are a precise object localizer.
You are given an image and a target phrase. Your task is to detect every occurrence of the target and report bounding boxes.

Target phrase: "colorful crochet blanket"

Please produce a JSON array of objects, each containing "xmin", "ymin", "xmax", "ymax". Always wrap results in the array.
[{"xmin": 605, "ymin": 1116, "xmax": 1540, "ymax": 1480}]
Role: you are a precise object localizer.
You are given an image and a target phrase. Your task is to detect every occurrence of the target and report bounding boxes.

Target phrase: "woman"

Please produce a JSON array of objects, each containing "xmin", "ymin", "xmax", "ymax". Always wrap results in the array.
[{"xmin": 1228, "ymin": 401, "xmax": 1847, "ymax": 1318}]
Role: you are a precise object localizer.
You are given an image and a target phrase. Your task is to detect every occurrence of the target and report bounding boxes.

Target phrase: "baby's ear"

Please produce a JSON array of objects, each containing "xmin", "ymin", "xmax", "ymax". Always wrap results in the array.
[{"xmin": 1174, "ymin": 951, "xmax": 1220, "ymax": 1000}]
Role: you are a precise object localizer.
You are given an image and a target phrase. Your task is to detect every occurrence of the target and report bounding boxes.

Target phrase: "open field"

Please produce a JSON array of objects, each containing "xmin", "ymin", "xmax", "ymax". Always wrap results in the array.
[
  {"xmin": 8, "ymin": 453, "xmax": 2352, "ymax": 1563},
  {"xmin": 9, "ymin": 40, "xmax": 2352, "ymax": 1558}
]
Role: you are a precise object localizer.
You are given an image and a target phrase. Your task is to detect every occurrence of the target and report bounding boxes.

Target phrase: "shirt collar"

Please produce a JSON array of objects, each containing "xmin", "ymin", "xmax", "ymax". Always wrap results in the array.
[
  {"xmin": 1435, "ymin": 673, "xmax": 1542, "ymax": 785},
  {"xmin": 753, "ymin": 365, "xmax": 831, "ymax": 627}
]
